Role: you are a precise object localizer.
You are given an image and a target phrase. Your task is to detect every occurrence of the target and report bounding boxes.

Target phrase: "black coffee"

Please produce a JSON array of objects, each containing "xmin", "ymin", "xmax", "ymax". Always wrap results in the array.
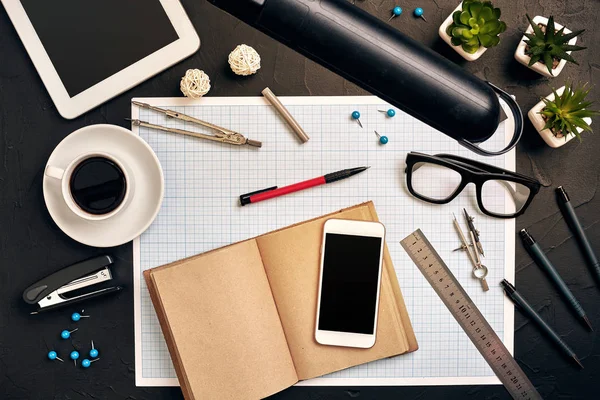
[{"xmin": 70, "ymin": 157, "xmax": 127, "ymax": 215}]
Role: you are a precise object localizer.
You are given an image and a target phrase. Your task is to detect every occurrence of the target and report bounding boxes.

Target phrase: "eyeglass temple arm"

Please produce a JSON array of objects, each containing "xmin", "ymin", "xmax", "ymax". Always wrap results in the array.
[
  {"xmin": 498, "ymin": 180, "xmax": 519, "ymax": 200},
  {"xmin": 437, "ymin": 154, "xmax": 534, "ymax": 181}
]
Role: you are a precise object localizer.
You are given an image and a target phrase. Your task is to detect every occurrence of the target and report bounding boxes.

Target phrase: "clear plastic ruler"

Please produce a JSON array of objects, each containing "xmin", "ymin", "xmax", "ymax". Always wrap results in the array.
[{"xmin": 401, "ymin": 229, "xmax": 543, "ymax": 400}]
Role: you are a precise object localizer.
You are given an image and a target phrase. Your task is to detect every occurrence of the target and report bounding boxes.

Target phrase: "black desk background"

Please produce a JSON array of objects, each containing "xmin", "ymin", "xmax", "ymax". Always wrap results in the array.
[{"xmin": 1, "ymin": 1, "xmax": 599, "ymax": 399}]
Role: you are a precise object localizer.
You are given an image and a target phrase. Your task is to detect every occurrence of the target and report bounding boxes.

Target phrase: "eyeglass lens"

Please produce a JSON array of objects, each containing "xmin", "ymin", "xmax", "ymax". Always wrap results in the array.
[
  {"xmin": 410, "ymin": 161, "xmax": 531, "ymax": 216},
  {"xmin": 480, "ymin": 179, "xmax": 531, "ymax": 216},
  {"xmin": 411, "ymin": 162, "xmax": 462, "ymax": 200}
]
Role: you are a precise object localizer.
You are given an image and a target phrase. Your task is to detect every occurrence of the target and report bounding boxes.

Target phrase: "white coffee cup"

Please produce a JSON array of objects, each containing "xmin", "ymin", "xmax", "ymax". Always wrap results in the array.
[{"xmin": 45, "ymin": 152, "xmax": 135, "ymax": 221}]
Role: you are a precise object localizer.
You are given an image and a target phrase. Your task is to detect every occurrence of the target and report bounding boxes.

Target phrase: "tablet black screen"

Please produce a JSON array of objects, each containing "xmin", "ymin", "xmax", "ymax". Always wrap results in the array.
[{"xmin": 21, "ymin": 0, "xmax": 180, "ymax": 97}]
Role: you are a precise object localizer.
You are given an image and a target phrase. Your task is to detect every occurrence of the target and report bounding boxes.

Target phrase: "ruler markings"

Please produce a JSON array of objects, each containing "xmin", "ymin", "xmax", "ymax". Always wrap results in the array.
[{"xmin": 401, "ymin": 229, "xmax": 542, "ymax": 400}]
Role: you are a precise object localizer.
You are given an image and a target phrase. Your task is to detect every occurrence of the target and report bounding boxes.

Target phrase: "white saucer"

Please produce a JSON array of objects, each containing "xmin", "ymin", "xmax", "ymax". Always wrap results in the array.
[{"xmin": 43, "ymin": 124, "xmax": 164, "ymax": 247}]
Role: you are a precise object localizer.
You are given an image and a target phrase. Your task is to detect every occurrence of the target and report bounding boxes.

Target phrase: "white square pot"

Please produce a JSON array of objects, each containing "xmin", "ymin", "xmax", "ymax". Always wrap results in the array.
[
  {"xmin": 514, "ymin": 16, "xmax": 577, "ymax": 78},
  {"xmin": 528, "ymin": 86, "xmax": 592, "ymax": 148},
  {"xmin": 439, "ymin": 3, "xmax": 487, "ymax": 61}
]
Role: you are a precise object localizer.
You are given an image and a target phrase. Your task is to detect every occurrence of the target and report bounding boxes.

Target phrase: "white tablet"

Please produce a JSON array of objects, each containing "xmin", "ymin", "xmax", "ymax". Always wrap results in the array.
[{"xmin": 2, "ymin": 0, "xmax": 200, "ymax": 119}]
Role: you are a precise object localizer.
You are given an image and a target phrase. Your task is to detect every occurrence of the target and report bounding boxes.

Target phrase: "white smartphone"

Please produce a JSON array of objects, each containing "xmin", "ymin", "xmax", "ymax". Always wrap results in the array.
[{"xmin": 315, "ymin": 219, "xmax": 386, "ymax": 348}]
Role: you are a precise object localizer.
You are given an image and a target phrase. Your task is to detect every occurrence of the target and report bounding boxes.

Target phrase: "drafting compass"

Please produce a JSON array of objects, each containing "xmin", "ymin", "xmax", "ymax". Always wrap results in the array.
[
  {"xmin": 452, "ymin": 213, "xmax": 489, "ymax": 291},
  {"xmin": 129, "ymin": 101, "xmax": 262, "ymax": 148},
  {"xmin": 463, "ymin": 208, "xmax": 484, "ymax": 257}
]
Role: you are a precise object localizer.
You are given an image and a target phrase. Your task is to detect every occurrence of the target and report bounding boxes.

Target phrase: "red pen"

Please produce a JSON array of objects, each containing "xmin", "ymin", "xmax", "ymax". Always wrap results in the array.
[{"xmin": 239, "ymin": 166, "xmax": 370, "ymax": 206}]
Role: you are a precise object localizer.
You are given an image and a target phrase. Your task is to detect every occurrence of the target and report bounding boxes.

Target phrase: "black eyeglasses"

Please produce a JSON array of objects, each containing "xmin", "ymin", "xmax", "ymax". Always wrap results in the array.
[{"xmin": 405, "ymin": 152, "xmax": 541, "ymax": 218}]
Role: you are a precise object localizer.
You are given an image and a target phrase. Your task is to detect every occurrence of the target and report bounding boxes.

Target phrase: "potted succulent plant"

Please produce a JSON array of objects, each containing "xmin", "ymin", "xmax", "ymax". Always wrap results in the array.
[
  {"xmin": 515, "ymin": 15, "xmax": 586, "ymax": 78},
  {"xmin": 528, "ymin": 83, "xmax": 599, "ymax": 148},
  {"xmin": 439, "ymin": 0, "xmax": 506, "ymax": 61}
]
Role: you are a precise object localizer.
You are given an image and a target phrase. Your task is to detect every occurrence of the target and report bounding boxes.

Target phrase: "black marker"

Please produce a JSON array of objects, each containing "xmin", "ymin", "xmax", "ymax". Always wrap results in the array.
[
  {"xmin": 556, "ymin": 186, "xmax": 600, "ymax": 283},
  {"xmin": 520, "ymin": 229, "xmax": 593, "ymax": 331},
  {"xmin": 501, "ymin": 280, "xmax": 583, "ymax": 368}
]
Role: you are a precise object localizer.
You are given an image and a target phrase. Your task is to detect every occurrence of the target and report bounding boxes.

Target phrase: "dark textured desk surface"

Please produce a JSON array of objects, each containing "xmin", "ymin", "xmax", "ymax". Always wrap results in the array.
[{"xmin": 1, "ymin": 1, "xmax": 599, "ymax": 399}]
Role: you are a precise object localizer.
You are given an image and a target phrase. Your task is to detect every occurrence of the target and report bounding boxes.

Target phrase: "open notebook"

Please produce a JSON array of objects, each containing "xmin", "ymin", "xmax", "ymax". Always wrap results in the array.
[{"xmin": 144, "ymin": 202, "xmax": 418, "ymax": 399}]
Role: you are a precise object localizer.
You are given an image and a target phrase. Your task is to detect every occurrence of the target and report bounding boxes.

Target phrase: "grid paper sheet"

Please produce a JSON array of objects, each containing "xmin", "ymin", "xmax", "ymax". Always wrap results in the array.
[{"xmin": 133, "ymin": 96, "xmax": 515, "ymax": 387}]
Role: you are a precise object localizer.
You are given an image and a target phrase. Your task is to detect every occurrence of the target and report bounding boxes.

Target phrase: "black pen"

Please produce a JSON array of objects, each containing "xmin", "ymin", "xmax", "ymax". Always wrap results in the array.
[
  {"xmin": 556, "ymin": 186, "xmax": 600, "ymax": 283},
  {"xmin": 501, "ymin": 280, "xmax": 583, "ymax": 368},
  {"xmin": 520, "ymin": 229, "xmax": 593, "ymax": 331}
]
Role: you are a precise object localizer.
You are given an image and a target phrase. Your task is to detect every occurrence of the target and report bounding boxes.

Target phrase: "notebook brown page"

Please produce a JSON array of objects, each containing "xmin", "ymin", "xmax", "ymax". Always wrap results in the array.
[
  {"xmin": 256, "ymin": 202, "xmax": 418, "ymax": 379},
  {"xmin": 145, "ymin": 239, "xmax": 298, "ymax": 399},
  {"xmin": 145, "ymin": 202, "xmax": 418, "ymax": 400}
]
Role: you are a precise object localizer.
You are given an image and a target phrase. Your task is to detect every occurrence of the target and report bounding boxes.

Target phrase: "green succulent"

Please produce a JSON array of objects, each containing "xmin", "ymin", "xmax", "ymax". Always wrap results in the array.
[
  {"xmin": 539, "ymin": 83, "xmax": 599, "ymax": 141},
  {"xmin": 523, "ymin": 15, "xmax": 586, "ymax": 75},
  {"xmin": 446, "ymin": 0, "xmax": 506, "ymax": 54}
]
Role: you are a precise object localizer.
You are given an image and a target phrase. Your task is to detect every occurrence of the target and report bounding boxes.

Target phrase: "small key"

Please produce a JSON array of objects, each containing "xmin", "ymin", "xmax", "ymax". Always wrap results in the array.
[{"xmin": 473, "ymin": 264, "xmax": 489, "ymax": 292}]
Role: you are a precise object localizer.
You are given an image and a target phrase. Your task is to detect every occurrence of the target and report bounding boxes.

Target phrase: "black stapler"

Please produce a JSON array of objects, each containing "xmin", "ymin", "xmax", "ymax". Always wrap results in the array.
[{"xmin": 23, "ymin": 255, "xmax": 122, "ymax": 314}]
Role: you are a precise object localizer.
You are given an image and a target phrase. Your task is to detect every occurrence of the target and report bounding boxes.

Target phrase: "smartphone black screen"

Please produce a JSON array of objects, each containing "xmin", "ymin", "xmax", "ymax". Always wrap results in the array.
[{"xmin": 318, "ymin": 233, "xmax": 382, "ymax": 334}]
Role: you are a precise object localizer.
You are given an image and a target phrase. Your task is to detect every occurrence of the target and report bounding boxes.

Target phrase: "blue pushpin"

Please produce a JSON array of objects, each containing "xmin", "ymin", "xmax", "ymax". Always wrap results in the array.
[
  {"xmin": 81, "ymin": 358, "xmax": 99, "ymax": 368},
  {"xmin": 388, "ymin": 6, "xmax": 402, "ymax": 22},
  {"xmin": 351, "ymin": 111, "xmax": 363, "ymax": 128},
  {"xmin": 414, "ymin": 7, "xmax": 427, "ymax": 22},
  {"xmin": 71, "ymin": 312, "xmax": 90, "ymax": 322},
  {"xmin": 374, "ymin": 130, "xmax": 389, "ymax": 145},
  {"xmin": 47, "ymin": 351, "xmax": 64, "ymax": 363},
  {"xmin": 89, "ymin": 340, "xmax": 99, "ymax": 358},
  {"xmin": 70, "ymin": 350, "xmax": 80, "ymax": 366},
  {"xmin": 378, "ymin": 108, "xmax": 396, "ymax": 118},
  {"xmin": 61, "ymin": 328, "xmax": 78, "ymax": 339}
]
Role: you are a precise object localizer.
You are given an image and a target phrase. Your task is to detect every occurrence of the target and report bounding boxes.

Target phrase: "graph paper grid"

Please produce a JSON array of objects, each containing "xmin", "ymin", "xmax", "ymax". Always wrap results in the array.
[{"xmin": 132, "ymin": 96, "xmax": 515, "ymax": 387}]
